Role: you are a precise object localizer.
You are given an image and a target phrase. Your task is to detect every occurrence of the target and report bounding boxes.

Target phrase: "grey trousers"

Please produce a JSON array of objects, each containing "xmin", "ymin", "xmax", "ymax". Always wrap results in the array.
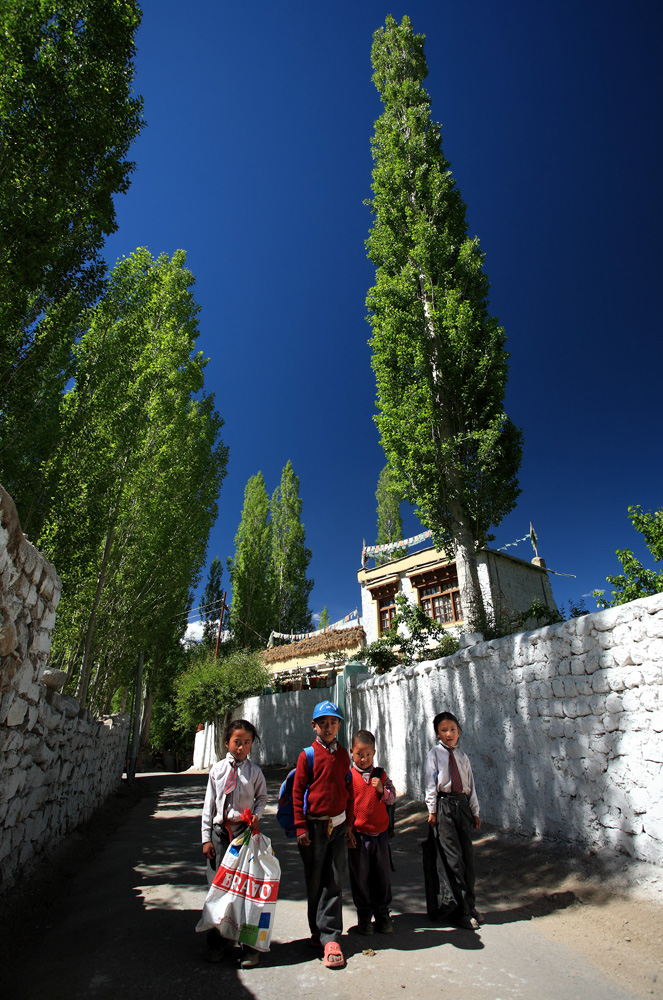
[{"xmin": 298, "ymin": 819, "xmax": 346, "ymax": 944}]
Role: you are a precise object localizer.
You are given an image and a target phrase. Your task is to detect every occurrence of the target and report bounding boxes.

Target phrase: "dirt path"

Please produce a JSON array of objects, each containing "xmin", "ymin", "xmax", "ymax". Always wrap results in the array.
[{"xmin": 1, "ymin": 768, "xmax": 661, "ymax": 999}]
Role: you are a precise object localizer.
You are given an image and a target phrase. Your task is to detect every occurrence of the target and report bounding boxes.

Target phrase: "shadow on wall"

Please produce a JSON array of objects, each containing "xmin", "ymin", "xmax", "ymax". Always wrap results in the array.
[{"xmin": 240, "ymin": 688, "xmax": 322, "ymax": 768}]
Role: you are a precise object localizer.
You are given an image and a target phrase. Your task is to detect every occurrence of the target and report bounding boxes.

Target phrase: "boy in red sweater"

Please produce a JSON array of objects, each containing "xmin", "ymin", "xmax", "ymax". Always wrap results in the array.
[
  {"xmin": 293, "ymin": 700, "xmax": 355, "ymax": 969},
  {"xmin": 348, "ymin": 729, "xmax": 396, "ymax": 935}
]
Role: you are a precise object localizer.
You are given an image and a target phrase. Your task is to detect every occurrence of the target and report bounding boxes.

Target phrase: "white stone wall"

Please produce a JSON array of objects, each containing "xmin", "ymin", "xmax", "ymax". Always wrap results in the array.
[
  {"xmin": 0, "ymin": 486, "xmax": 130, "ymax": 887},
  {"xmin": 348, "ymin": 592, "xmax": 663, "ymax": 864}
]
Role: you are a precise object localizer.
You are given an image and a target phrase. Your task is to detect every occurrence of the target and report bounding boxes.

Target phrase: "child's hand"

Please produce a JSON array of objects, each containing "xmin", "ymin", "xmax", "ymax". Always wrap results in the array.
[
  {"xmin": 248, "ymin": 812, "xmax": 260, "ymax": 832},
  {"xmin": 346, "ymin": 828, "xmax": 356, "ymax": 848},
  {"xmin": 202, "ymin": 841, "xmax": 216, "ymax": 859},
  {"xmin": 297, "ymin": 831, "xmax": 311, "ymax": 847},
  {"xmin": 473, "ymin": 815, "xmax": 481, "ymax": 830},
  {"xmin": 427, "ymin": 812, "xmax": 438, "ymax": 826},
  {"xmin": 371, "ymin": 776, "xmax": 384, "ymax": 794}
]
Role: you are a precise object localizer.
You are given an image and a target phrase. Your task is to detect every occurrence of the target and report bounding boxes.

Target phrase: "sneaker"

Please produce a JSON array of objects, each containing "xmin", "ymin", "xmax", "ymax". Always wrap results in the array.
[
  {"xmin": 357, "ymin": 920, "xmax": 374, "ymax": 935},
  {"xmin": 376, "ymin": 917, "xmax": 394, "ymax": 934}
]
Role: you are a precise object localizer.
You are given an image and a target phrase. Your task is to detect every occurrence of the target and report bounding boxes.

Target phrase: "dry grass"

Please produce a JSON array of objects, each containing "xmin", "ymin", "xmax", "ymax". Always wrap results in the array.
[{"xmin": 263, "ymin": 625, "xmax": 365, "ymax": 664}]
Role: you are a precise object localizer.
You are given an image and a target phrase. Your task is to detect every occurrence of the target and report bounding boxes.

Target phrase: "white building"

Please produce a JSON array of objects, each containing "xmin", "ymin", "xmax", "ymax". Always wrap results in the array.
[{"xmin": 358, "ymin": 544, "xmax": 557, "ymax": 645}]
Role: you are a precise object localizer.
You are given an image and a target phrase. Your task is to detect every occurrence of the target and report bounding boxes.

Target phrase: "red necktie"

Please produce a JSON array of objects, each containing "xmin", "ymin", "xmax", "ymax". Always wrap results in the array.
[
  {"xmin": 447, "ymin": 748, "xmax": 463, "ymax": 794},
  {"xmin": 223, "ymin": 760, "xmax": 238, "ymax": 795}
]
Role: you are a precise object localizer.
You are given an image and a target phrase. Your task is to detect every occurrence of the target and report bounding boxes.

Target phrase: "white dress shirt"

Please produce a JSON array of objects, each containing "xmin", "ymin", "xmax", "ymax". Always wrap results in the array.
[
  {"xmin": 424, "ymin": 742, "xmax": 480, "ymax": 818},
  {"xmin": 201, "ymin": 754, "xmax": 267, "ymax": 842}
]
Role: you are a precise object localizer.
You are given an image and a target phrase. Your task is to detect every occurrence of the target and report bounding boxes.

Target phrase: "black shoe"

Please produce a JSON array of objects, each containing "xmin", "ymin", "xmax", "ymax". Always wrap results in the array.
[
  {"xmin": 470, "ymin": 908, "xmax": 484, "ymax": 924},
  {"xmin": 451, "ymin": 913, "xmax": 475, "ymax": 930},
  {"xmin": 357, "ymin": 920, "xmax": 374, "ymax": 935},
  {"xmin": 375, "ymin": 917, "xmax": 394, "ymax": 934}
]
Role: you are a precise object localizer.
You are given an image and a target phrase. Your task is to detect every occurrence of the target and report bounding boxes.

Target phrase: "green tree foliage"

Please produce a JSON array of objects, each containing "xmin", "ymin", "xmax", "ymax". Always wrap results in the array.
[
  {"xmin": 228, "ymin": 473, "xmax": 273, "ymax": 649},
  {"xmin": 595, "ymin": 505, "xmax": 663, "ymax": 608},
  {"xmin": 0, "ymin": 0, "xmax": 144, "ymax": 519},
  {"xmin": 200, "ymin": 556, "xmax": 225, "ymax": 651},
  {"xmin": 228, "ymin": 463, "xmax": 313, "ymax": 646},
  {"xmin": 39, "ymin": 249, "xmax": 227, "ymax": 711},
  {"xmin": 366, "ymin": 16, "xmax": 522, "ymax": 620},
  {"xmin": 174, "ymin": 647, "xmax": 270, "ymax": 755},
  {"xmin": 375, "ymin": 464, "xmax": 407, "ymax": 563},
  {"xmin": 270, "ymin": 460, "xmax": 313, "ymax": 634},
  {"xmin": 318, "ymin": 606, "xmax": 331, "ymax": 630}
]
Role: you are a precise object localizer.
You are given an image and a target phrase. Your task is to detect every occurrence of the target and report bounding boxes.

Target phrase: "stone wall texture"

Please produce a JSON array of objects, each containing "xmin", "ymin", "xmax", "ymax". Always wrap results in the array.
[
  {"xmin": 234, "ymin": 592, "xmax": 663, "ymax": 865},
  {"xmin": 0, "ymin": 486, "xmax": 130, "ymax": 887}
]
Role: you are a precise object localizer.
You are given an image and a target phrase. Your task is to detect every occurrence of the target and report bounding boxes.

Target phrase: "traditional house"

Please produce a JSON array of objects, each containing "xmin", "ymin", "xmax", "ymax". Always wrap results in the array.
[
  {"xmin": 261, "ymin": 624, "xmax": 365, "ymax": 690},
  {"xmin": 358, "ymin": 543, "xmax": 557, "ymax": 645}
]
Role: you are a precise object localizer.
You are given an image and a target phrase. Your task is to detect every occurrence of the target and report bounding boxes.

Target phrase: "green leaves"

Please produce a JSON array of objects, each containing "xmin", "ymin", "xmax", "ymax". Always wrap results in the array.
[
  {"xmin": 174, "ymin": 648, "xmax": 270, "ymax": 731},
  {"xmin": 40, "ymin": 250, "xmax": 227, "ymax": 710},
  {"xmin": 595, "ymin": 505, "xmax": 663, "ymax": 607},
  {"xmin": 228, "ymin": 473, "xmax": 273, "ymax": 649},
  {"xmin": 228, "ymin": 461, "xmax": 313, "ymax": 646},
  {"xmin": 270, "ymin": 460, "xmax": 313, "ymax": 635}
]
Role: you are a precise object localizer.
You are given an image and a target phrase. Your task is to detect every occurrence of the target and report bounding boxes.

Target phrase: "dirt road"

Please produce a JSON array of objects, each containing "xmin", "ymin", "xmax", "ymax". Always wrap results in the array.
[{"xmin": 1, "ymin": 769, "xmax": 661, "ymax": 1000}]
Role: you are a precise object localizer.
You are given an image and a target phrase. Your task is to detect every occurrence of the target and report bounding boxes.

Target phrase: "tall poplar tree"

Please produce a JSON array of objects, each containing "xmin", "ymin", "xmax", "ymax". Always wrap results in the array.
[
  {"xmin": 270, "ymin": 460, "xmax": 313, "ymax": 634},
  {"xmin": 41, "ymin": 249, "xmax": 227, "ymax": 709},
  {"xmin": 228, "ymin": 473, "xmax": 273, "ymax": 649},
  {"xmin": 366, "ymin": 16, "xmax": 522, "ymax": 621}
]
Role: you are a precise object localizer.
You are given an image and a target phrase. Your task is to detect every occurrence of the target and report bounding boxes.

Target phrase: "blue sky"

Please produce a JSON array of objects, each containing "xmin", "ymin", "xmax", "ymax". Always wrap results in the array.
[{"xmin": 103, "ymin": 0, "xmax": 662, "ymax": 631}]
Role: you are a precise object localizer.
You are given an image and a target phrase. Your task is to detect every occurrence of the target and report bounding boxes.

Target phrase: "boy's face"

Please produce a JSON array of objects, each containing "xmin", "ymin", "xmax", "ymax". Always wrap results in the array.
[
  {"xmin": 226, "ymin": 728, "xmax": 254, "ymax": 761},
  {"xmin": 351, "ymin": 741, "xmax": 375, "ymax": 770},
  {"xmin": 436, "ymin": 719, "xmax": 460, "ymax": 748},
  {"xmin": 312, "ymin": 715, "xmax": 341, "ymax": 744}
]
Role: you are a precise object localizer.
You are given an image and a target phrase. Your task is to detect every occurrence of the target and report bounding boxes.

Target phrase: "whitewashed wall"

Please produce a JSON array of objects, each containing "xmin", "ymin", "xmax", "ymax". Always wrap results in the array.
[{"xmin": 349, "ymin": 593, "xmax": 663, "ymax": 864}]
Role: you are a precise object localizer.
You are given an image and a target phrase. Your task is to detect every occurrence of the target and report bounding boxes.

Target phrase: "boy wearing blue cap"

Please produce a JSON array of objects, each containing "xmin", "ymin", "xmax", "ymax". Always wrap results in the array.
[{"xmin": 293, "ymin": 700, "xmax": 355, "ymax": 969}]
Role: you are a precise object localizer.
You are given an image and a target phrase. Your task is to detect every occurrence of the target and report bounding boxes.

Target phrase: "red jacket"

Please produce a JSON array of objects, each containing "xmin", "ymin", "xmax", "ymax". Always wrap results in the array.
[{"xmin": 293, "ymin": 741, "xmax": 354, "ymax": 836}]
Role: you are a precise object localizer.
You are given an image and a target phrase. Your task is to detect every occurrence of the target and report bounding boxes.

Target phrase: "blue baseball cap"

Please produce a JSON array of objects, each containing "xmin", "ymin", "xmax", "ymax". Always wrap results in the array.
[{"xmin": 312, "ymin": 700, "xmax": 343, "ymax": 721}]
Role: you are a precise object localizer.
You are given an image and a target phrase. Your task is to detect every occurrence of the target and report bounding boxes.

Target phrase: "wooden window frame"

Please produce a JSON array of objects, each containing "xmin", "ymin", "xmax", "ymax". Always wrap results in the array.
[{"xmin": 409, "ymin": 566, "xmax": 463, "ymax": 625}]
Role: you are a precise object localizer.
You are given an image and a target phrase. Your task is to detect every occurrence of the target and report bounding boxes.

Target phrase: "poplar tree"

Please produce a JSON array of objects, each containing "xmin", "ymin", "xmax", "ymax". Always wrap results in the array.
[
  {"xmin": 200, "ymin": 556, "xmax": 225, "ymax": 650},
  {"xmin": 366, "ymin": 16, "xmax": 522, "ymax": 621},
  {"xmin": 228, "ymin": 473, "xmax": 273, "ymax": 649},
  {"xmin": 270, "ymin": 460, "xmax": 313, "ymax": 634}
]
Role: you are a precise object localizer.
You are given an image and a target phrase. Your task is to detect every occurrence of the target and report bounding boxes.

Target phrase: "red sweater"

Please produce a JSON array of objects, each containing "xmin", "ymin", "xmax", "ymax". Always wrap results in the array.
[
  {"xmin": 293, "ymin": 741, "xmax": 354, "ymax": 836},
  {"xmin": 351, "ymin": 767, "xmax": 390, "ymax": 835}
]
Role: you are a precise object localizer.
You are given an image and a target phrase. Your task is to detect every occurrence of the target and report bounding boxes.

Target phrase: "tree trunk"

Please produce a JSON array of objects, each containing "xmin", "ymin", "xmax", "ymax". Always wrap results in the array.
[
  {"xmin": 213, "ymin": 712, "xmax": 229, "ymax": 762},
  {"xmin": 140, "ymin": 684, "xmax": 156, "ymax": 748}
]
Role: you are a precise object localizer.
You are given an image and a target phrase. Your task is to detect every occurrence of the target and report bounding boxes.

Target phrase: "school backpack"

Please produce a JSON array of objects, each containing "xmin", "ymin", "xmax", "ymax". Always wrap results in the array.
[{"xmin": 276, "ymin": 745, "xmax": 315, "ymax": 837}]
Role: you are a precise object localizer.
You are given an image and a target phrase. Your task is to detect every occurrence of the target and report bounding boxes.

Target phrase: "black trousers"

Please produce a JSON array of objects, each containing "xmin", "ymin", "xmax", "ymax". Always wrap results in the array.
[
  {"xmin": 298, "ymin": 819, "xmax": 346, "ymax": 945},
  {"xmin": 348, "ymin": 830, "xmax": 392, "ymax": 923},
  {"xmin": 436, "ymin": 793, "xmax": 476, "ymax": 916},
  {"xmin": 206, "ymin": 824, "xmax": 231, "ymax": 887}
]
